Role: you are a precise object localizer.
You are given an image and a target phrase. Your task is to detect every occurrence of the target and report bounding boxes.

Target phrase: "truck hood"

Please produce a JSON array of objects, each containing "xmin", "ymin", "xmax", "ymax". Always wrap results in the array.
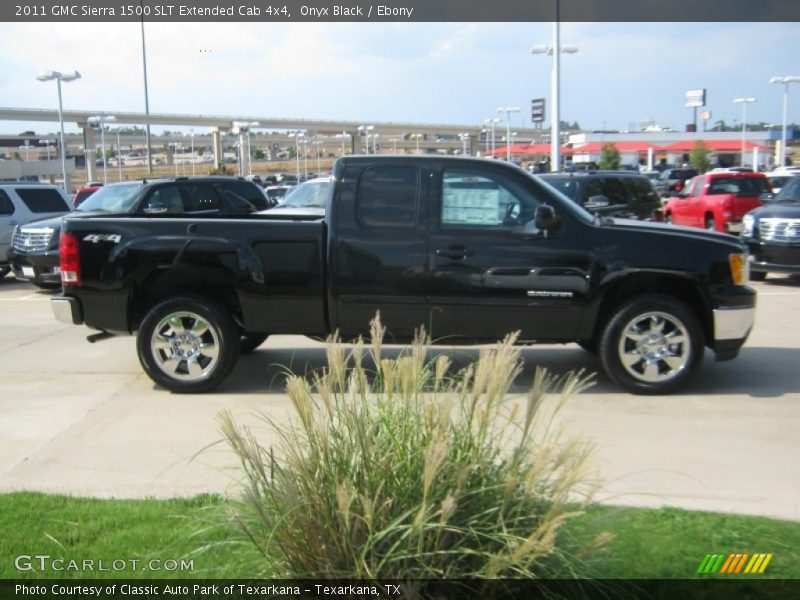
[
  {"xmin": 750, "ymin": 201, "xmax": 800, "ymax": 218},
  {"xmin": 601, "ymin": 217, "xmax": 744, "ymax": 249}
]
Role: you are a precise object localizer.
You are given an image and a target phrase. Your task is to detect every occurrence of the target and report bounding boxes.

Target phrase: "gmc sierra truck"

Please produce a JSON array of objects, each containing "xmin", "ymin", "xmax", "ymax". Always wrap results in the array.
[{"xmin": 51, "ymin": 156, "xmax": 756, "ymax": 395}]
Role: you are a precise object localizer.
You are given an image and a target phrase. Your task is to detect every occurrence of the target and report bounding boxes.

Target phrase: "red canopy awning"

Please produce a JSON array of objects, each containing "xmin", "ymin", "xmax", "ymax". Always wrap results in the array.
[{"xmin": 659, "ymin": 140, "xmax": 769, "ymax": 152}]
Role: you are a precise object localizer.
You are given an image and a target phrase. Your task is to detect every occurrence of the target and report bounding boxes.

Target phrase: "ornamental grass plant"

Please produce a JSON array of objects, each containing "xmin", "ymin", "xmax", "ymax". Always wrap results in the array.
[{"xmin": 220, "ymin": 314, "xmax": 602, "ymax": 579}]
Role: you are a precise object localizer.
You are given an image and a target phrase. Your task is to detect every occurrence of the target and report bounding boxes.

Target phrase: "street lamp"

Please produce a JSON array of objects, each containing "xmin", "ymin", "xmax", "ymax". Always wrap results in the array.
[
  {"xmin": 481, "ymin": 128, "xmax": 490, "ymax": 155},
  {"xmin": 335, "ymin": 132, "xmax": 350, "ymax": 156},
  {"xmin": 358, "ymin": 125, "xmax": 374, "ymax": 154},
  {"xmin": 497, "ymin": 107, "xmax": 520, "ymax": 161},
  {"xmin": 233, "ymin": 121, "xmax": 259, "ymax": 177},
  {"xmin": 88, "ymin": 115, "xmax": 117, "ymax": 185},
  {"xmin": 389, "ymin": 137, "xmax": 400, "ymax": 153},
  {"xmin": 288, "ymin": 131, "xmax": 304, "ymax": 180},
  {"xmin": 531, "ymin": 5, "xmax": 579, "ymax": 172},
  {"xmin": 36, "ymin": 69, "xmax": 80, "ymax": 194},
  {"xmin": 458, "ymin": 133, "xmax": 470, "ymax": 156},
  {"xmin": 115, "ymin": 128, "xmax": 123, "ymax": 181},
  {"xmin": 313, "ymin": 139, "xmax": 323, "ymax": 174},
  {"xmin": 19, "ymin": 141, "xmax": 31, "ymax": 162},
  {"xmin": 484, "ymin": 118, "xmax": 501, "ymax": 157},
  {"xmin": 733, "ymin": 97, "xmax": 757, "ymax": 168},
  {"xmin": 189, "ymin": 128, "xmax": 195, "ymax": 176},
  {"xmin": 769, "ymin": 76, "xmax": 800, "ymax": 168},
  {"xmin": 39, "ymin": 139, "xmax": 56, "ymax": 161}
]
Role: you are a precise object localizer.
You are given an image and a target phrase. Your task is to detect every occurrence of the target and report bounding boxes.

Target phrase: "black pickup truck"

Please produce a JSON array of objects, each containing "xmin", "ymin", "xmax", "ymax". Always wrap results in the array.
[{"xmin": 51, "ymin": 156, "xmax": 756, "ymax": 395}]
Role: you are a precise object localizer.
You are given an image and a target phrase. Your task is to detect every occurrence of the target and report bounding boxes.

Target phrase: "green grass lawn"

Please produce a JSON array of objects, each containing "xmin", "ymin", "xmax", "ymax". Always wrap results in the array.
[{"xmin": 0, "ymin": 493, "xmax": 797, "ymax": 580}]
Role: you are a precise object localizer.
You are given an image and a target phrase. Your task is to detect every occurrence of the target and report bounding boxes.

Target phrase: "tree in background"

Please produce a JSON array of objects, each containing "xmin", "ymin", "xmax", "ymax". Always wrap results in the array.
[
  {"xmin": 252, "ymin": 148, "xmax": 265, "ymax": 160},
  {"xmin": 689, "ymin": 141, "xmax": 712, "ymax": 173},
  {"xmin": 598, "ymin": 143, "xmax": 621, "ymax": 170}
]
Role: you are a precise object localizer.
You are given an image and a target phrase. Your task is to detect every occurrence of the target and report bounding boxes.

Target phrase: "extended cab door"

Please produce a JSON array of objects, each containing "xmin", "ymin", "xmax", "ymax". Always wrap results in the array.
[
  {"xmin": 329, "ymin": 160, "xmax": 430, "ymax": 340},
  {"xmin": 426, "ymin": 162, "xmax": 591, "ymax": 342}
]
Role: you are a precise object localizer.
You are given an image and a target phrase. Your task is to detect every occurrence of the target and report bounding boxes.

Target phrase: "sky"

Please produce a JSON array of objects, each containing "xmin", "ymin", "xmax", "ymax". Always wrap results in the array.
[{"xmin": 0, "ymin": 21, "xmax": 797, "ymax": 135}]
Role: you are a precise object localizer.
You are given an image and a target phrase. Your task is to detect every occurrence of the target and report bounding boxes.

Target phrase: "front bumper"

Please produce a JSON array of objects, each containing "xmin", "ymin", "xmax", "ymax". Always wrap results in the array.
[
  {"xmin": 711, "ymin": 287, "xmax": 756, "ymax": 361},
  {"xmin": 746, "ymin": 242, "xmax": 800, "ymax": 275},
  {"xmin": 52, "ymin": 295, "xmax": 83, "ymax": 325},
  {"xmin": 7, "ymin": 248, "xmax": 61, "ymax": 284}
]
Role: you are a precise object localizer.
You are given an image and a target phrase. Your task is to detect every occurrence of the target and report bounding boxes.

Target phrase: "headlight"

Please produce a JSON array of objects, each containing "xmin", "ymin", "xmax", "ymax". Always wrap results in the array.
[
  {"xmin": 729, "ymin": 253, "xmax": 749, "ymax": 285},
  {"xmin": 741, "ymin": 214, "xmax": 755, "ymax": 238}
]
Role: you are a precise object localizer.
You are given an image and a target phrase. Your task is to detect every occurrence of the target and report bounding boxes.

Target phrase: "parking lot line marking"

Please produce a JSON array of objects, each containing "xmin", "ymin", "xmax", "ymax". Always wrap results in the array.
[{"xmin": 757, "ymin": 292, "xmax": 800, "ymax": 296}]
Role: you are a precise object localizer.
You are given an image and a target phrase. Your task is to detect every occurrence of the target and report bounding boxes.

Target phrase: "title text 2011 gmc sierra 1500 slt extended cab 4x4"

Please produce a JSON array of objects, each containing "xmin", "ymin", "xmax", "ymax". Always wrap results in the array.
[{"xmin": 51, "ymin": 156, "xmax": 756, "ymax": 395}]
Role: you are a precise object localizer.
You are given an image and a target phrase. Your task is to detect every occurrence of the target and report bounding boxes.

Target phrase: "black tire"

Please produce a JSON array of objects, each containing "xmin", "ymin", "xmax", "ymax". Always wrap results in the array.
[
  {"xmin": 0, "ymin": 267, "xmax": 9, "ymax": 279},
  {"xmin": 664, "ymin": 214, "xmax": 672, "ymax": 224},
  {"xmin": 33, "ymin": 282, "xmax": 61, "ymax": 290},
  {"xmin": 240, "ymin": 333, "xmax": 268, "ymax": 354},
  {"xmin": 137, "ymin": 295, "xmax": 240, "ymax": 393},
  {"xmin": 577, "ymin": 339, "xmax": 597, "ymax": 354},
  {"xmin": 599, "ymin": 294, "xmax": 704, "ymax": 395},
  {"xmin": 705, "ymin": 217, "xmax": 716, "ymax": 231},
  {"xmin": 749, "ymin": 271, "xmax": 767, "ymax": 282}
]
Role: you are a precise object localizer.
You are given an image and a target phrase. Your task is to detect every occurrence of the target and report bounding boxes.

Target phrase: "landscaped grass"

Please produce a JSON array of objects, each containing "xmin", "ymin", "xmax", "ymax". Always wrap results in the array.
[{"xmin": 1, "ymin": 492, "xmax": 797, "ymax": 580}]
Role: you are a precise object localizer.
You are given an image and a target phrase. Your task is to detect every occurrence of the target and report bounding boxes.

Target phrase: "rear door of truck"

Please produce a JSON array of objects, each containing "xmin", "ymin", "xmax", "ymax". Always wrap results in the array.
[{"xmin": 328, "ymin": 158, "xmax": 429, "ymax": 339}]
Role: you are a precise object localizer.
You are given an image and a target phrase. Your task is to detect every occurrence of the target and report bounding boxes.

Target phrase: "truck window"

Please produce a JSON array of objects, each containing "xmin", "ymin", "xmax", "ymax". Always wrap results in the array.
[
  {"xmin": 357, "ymin": 166, "xmax": 419, "ymax": 228},
  {"xmin": 15, "ymin": 188, "xmax": 70, "ymax": 213},
  {"xmin": 0, "ymin": 190, "xmax": 14, "ymax": 215},
  {"xmin": 601, "ymin": 178, "xmax": 627, "ymax": 205},
  {"xmin": 180, "ymin": 183, "xmax": 221, "ymax": 213},
  {"xmin": 142, "ymin": 185, "xmax": 184, "ymax": 213},
  {"xmin": 441, "ymin": 168, "xmax": 539, "ymax": 228}
]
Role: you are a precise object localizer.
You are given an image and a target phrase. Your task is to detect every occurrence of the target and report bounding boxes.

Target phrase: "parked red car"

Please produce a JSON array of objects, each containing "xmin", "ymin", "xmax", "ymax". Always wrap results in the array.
[
  {"xmin": 663, "ymin": 172, "xmax": 770, "ymax": 234},
  {"xmin": 72, "ymin": 183, "xmax": 103, "ymax": 207}
]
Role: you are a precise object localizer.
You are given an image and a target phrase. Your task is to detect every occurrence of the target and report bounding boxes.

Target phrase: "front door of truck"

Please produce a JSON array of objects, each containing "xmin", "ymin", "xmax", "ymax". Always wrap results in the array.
[
  {"xmin": 330, "ymin": 160, "xmax": 430, "ymax": 341},
  {"xmin": 426, "ymin": 163, "xmax": 590, "ymax": 343}
]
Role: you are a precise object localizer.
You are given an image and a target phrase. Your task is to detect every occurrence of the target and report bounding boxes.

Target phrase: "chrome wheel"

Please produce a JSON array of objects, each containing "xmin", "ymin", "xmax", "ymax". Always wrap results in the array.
[
  {"xmin": 150, "ymin": 311, "xmax": 220, "ymax": 382},
  {"xmin": 617, "ymin": 311, "xmax": 690, "ymax": 384}
]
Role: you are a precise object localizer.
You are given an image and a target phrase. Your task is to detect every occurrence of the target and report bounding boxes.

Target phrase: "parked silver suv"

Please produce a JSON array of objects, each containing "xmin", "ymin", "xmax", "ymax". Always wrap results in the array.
[{"xmin": 0, "ymin": 183, "xmax": 72, "ymax": 281}]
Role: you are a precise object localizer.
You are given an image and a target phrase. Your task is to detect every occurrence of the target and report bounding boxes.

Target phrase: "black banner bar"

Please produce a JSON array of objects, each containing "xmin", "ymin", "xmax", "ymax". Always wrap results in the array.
[{"xmin": 3, "ymin": 0, "xmax": 800, "ymax": 22}]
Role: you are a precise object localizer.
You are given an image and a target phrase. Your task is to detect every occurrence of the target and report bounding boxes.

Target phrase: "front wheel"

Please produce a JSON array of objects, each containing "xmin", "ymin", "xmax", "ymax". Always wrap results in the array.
[
  {"xmin": 599, "ymin": 294, "xmax": 704, "ymax": 395},
  {"xmin": 137, "ymin": 296, "xmax": 241, "ymax": 393}
]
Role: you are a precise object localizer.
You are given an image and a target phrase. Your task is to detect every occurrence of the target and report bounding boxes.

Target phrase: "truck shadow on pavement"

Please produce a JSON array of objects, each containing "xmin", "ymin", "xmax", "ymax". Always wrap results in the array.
[{"xmin": 222, "ymin": 344, "xmax": 800, "ymax": 399}]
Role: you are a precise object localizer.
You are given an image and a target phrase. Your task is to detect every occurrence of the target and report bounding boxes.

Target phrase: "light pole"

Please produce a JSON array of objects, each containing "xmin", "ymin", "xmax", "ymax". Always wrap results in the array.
[
  {"xmin": 358, "ymin": 125, "xmax": 374, "ymax": 154},
  {"xmin": 484, "ymin": 118, "xmax": 500, "ymax": 157},
  {"xmin": 36, "ymin": 70, "xmax": 80, "ymax": 194},
  {"xmin": 289, "ymin": 132, "xmax": 304, "ymax": 180},
  {"xmin": 769, "ymin": 76, "xmax": 800, "ymax": 169},
  {"xmin": 301, "ymin": 139, "xmax": 309, "ymax": 179},
  {"xmin": 115, "ymin": 128, "xmax": 122, "ymax": 180},
  {"xmin": 39, "ymin": 139, "xmax": 56, "ymax": 161},
  {"xmin": 497, "ymin": 107, "xmax": 520, "ymax": 161},
  {"xmin": 458, "ymin": 133, "xmax": 470, "ymax": 156},
  {"xmin": 20, "ymin": 141, "xmax": 31, "ymax": 162},
  {"xmin": 733, "ymin": 97, "xmax": 757, "ymax": 168},
  {"xmin": 531, "ymin": 5, "xmax": 579, "ymax": 172},
  {"xmin": 139, "ymin": 0, "xmax": 153, "ymax": 174},
  {"xmin": 88, "ymin": 115, "xmax": 116, "ymax": 185},
  {"xmin": 389, "ymin": 137, "xmax": 400, "ymax": 153},
  {"xmin": 313, "ymin": 139, "xmax": 322, "ymax": 174},
  {"xmin": 481, "ymin": 128, "xmax": 489, "ymax": 155},
  {"xmin": 335, "ymin": 133, "xmax": 349, "ymax": 156},
  {"xmin": 415, "ymin": 133, "xmax": 422, "ymax": 154},
  {"xmin": 189, "ymin": 128, "xmax": 195, "ymax": 175}
]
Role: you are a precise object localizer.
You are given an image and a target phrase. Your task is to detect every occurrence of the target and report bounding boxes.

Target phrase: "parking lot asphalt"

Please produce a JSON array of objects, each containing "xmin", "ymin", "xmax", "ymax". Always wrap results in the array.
[{"xmin": 0, "ymin": 275, "xmax": 798, "ymax": 521}]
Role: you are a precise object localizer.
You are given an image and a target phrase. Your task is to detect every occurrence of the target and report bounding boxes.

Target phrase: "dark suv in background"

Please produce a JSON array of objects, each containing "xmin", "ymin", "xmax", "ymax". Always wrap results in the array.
[
  {"xmin": 8, "ymin": 176, "xmax": 268, "ymax": 288},
  {"xmin": 538, "ymin": 171, "xmax": 662, "ymax": 220},
  {"xmin": 741, "ymin": 175, "xmax": 800, "ymax": 280}
]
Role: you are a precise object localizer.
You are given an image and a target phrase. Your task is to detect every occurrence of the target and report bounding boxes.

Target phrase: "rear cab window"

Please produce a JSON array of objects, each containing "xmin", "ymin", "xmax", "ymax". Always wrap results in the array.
[{"xmin": 357, "ymin": 166, "xmax": 419, "ymax": 228}]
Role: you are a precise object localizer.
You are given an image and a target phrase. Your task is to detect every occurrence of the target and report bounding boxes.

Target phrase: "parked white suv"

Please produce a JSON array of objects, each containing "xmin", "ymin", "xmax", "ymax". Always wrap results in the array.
[{"xmin": 0, "ymin": 182, "xmax": 72, "ymax": 280}]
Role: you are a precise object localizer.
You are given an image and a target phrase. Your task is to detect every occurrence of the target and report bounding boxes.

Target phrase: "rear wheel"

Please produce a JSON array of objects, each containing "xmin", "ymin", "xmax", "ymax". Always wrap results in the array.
[
  {"xmin": 240, "ymin": 333, "xmax": 269, "ymax": 354},
  {"xmin": 137, "ymin": 296, "xmax": 240, "ymax": 393},
  {"xmin": 599, "ymin": 294, "xmax": 704, "ymax": 395}
]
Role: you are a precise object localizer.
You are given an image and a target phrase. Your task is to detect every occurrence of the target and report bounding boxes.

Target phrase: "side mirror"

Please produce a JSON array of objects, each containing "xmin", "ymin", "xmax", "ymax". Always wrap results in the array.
[
  {"xmin": 585, "ymin": 194, "xmax": 610, "ymax": 210},
  {"xmin": 534, "ymin": 204, "xmax": 561, "ymax": 233}
]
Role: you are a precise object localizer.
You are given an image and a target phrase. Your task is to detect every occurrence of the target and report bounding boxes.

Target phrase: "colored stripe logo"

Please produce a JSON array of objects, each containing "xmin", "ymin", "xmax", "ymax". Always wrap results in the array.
[{"xmin": 697, "ymin": 553, "xmax": 773, "ymax": 574}]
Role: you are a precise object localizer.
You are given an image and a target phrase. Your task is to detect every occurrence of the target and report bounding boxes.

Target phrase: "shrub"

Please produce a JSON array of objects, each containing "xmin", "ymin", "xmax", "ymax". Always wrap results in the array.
[{"xmin": 220, "ymin": 315, "xmax": 600, "ymax": 579}]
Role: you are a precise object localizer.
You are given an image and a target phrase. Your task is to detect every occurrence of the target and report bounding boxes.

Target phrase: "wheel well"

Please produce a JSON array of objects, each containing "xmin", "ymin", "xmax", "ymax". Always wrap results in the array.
[
  {"xmin": 591, "ymin": 274, "xmax": 712, "ymax": 347},
  {"xmin": 129, "ymin": 268, "xmax": 243, "ymax": 332},
  {"xmin": 705, "ymin": 212, "xmax": 715, "ymax": 223}
]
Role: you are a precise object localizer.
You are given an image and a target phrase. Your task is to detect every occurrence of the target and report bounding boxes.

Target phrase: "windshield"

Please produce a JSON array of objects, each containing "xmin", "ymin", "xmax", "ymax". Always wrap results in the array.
[
  {"xmin": 774, "ymin": 177, "xmax": 800, "ymax": 203},
  {"xmin": 707, "ymin": 177, "xmax": 769, "ymax": 196},
  {"xmin": 276, "ymin": 180, "xmax": 331, "ymax": 208},
  {"xmin": 76, "ymin": 182, "xmax": 143, "ymax": 212}
]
